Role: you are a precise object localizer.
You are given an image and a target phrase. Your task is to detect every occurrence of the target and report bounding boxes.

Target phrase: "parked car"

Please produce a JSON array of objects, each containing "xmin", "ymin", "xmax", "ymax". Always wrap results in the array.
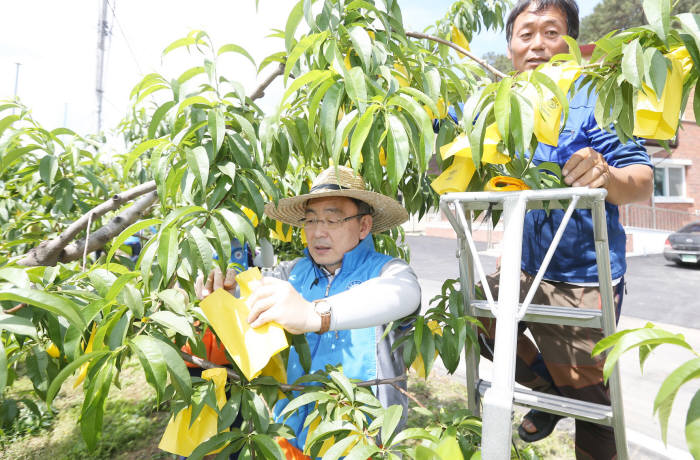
[{"xmin": 663, "ymin": 220, "xmax": 700, "ymax": 266}]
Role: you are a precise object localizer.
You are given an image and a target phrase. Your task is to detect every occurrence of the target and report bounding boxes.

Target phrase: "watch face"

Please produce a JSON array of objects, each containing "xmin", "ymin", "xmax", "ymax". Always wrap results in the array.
[{"xmin": 314, "ymin": 300, "xmax": 331, "ymax": 315}]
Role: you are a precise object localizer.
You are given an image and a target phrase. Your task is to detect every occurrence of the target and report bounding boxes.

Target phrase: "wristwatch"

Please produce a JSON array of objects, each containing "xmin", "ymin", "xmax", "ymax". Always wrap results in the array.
[{"xmin": 313, "ymin": 299, "xmax": 332, "ymax": 334}]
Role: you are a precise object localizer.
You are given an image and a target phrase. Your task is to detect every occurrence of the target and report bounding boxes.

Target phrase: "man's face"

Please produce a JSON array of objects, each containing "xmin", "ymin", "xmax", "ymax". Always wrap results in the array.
[
  {"xmin": 508, "ymin": 4, "xmax": 570, "ymax": 71},
  {"xmin": 303, "ymin": 196, "xmax": 372, "ymax": 271}
]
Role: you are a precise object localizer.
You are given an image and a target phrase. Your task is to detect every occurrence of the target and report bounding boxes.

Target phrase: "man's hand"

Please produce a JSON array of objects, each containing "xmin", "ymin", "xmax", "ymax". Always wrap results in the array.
[
  {"xmin": 562, "ymin": 147, "xmax": 610, "ymax": 189},
  {"xmin": 194, "ymin": 267, "xmax": 237, "ymax": 300},
  {"xmin": 246, "ymin": 277, "xmax": 321, "ymax": 334}
]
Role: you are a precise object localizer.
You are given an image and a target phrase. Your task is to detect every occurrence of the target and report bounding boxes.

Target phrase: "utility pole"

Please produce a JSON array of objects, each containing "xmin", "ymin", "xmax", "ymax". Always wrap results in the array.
[{"xmin": 95, "ymin": 0, "xmax": 111, "ymax": 134}]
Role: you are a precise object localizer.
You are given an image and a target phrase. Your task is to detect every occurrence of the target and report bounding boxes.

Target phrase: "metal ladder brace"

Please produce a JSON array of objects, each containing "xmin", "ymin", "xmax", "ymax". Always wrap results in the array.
[{"xmin": 440, "ymin": 187, "xmax": 627, "ymax": 460}]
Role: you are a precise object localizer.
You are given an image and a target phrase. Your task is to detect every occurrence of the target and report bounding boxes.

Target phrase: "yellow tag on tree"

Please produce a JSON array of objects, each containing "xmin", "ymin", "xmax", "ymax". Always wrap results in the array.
[
  {"xmin": 200, "ymin": 267, "xmax": 289, "ymax": 381},
  {"xmin": 633, "ymin": 57, "xmax": 684, "ymax": 140},
  {"xmin": 158, "ymin": 368, "xmax": 229, "ymax": 457}
]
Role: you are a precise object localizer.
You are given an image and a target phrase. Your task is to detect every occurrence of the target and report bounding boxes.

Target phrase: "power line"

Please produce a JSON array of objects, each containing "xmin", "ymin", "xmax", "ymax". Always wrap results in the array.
[{"xmin": 106, "ymin": 0, "xmax": 143, "ymax": 75}]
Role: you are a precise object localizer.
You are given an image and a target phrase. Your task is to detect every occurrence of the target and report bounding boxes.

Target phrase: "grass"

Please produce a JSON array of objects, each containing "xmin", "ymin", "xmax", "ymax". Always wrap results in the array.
[{"xmin": 1, "ymin": 363, "xmax": 575, "ymax": 459}]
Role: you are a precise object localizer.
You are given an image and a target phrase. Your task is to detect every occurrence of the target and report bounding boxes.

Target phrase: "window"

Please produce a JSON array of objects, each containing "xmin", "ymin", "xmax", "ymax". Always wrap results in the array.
[{"xmin": 654, "ymin": 165, "xmax": 687, "ymax": 200}]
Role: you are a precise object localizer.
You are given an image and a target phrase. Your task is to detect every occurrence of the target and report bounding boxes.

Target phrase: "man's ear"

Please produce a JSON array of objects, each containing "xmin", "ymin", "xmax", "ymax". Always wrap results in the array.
[
  {"xmin": 506, "ymin": 44, "xmax": 512, "ymax": 60},
  {"xmin": 359, "ymin": 215, "xmax": 372, "ymax": 239}
]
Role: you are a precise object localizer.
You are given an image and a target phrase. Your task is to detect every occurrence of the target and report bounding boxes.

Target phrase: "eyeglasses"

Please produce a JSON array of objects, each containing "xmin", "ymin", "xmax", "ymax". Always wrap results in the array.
[{"xmin": 300, "ymin": 213, "xmax": 368, "ymax": 230}]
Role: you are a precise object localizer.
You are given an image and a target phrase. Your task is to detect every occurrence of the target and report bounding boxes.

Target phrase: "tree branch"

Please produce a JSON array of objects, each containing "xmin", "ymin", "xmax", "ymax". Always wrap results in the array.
[
  {"xmin": 405, "ymin": 31, "xmax": 508, "ymax": 80},
  {"xmin": 19, "ymin": 189, "xmax": 158, "ymax": 266},
  {"xmin": 249, "ymin": 62, "xmax": 285, "ymax": 101},
  {"xmin": 180, "ymin": 351, "xmax": 407, "ymax": 392}
]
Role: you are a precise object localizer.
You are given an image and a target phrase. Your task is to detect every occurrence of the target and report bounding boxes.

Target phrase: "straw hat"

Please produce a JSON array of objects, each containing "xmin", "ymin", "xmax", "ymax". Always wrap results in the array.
[{"xmin": 264, "ymin": 166, "xmax": 408, "ymax": 234}]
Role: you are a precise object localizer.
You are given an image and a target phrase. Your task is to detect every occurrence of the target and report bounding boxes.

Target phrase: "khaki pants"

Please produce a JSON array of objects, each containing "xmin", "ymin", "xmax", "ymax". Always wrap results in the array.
[{"xmin": 478, "ymin": 271, "xmax": 624, "ymax": 460}]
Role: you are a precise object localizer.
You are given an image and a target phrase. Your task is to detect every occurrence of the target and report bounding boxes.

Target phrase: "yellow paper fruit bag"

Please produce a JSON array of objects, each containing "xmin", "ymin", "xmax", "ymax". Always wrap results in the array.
[
  {"xmin": 200, "ymin": 267, "xmax": 289, "ymax": 381},
  {"xmin": 158, "ymin": 368, "xmax": 228, "ymax": 457},
  {"xmin": 270, "ymin": 220, "xmax": 293, "ymax": 242},
  {"xmin": 528, "ymin": 61, "xmax": 581, "ymax": 147},
  {"xmin": 633, "ymin": 56, "xmax": 684, "ymax": 140},
  {"xmin": 484, "ymin": 176, "xmax": 530, "ymax": 192},
  {"xmin": 451, "ymin": 25, "xmax": 470, "ymax": 58}
]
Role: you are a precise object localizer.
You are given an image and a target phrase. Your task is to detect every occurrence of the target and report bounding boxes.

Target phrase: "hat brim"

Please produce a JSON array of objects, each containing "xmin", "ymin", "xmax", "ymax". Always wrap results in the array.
[{"xmin": 264, "ymin": 189, "xmax": 408, "ymax": 234}]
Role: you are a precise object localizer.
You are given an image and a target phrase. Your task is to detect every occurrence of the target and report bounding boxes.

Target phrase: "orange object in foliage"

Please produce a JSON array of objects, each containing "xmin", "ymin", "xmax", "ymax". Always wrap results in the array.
[
  {"xmin": 181, "ymin": 328, "xmax": 230, "ymax": 368},
  {"xmin": 277, "ymin": 438, "xmax": 311, "ymax": 460},
  {"xmin": 484, "ymin": 176, "xmax": 530, "ymax": 192}
]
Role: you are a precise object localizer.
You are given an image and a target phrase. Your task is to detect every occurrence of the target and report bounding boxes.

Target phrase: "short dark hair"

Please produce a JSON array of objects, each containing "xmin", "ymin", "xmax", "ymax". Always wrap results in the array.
[
  {"xmin": 350, "ymin": 198, "xmax": 373, "ymax": 216},
  {"xmin": 505, "ymin": 0, "xmax": 579, "ymax": 44}
]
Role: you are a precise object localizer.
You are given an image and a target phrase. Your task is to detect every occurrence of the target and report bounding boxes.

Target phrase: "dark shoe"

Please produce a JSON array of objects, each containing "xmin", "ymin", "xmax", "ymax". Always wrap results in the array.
[{"xmin": 517, "ymin": 409, "xmax": 564, "ymax": 442}]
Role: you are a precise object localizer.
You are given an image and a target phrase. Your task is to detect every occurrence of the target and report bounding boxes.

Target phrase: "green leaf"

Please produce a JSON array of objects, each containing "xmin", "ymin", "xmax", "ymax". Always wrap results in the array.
[
  {"xmin": 653, "ymin": 358, "xmax": 700, "ymax": 443},
  {"xmin": 149, "ymin": 311, "xmax": 193, "ymax": 339},
  {"xmin": 285, "ymin": 0, "xmax": 305, "ymax": 51},
  {"xmin": 122, "ymin": 138, "xmax": 167, "ymax": 181},
  {"xmin": 158, "ymin": 227, "xmax": 179, "ymax": 283},
  {"xmin": 646, "ymin": 51, "xmax": 669, "ymax": 100},
  {"xmin": 279, "ymin": 391, "xmax": 334, "ymax": 418},
  {"xmin": 386, "ymin": 112, "xmax": 409, "ymax": 190},
  {"xmin": 282, "ymin": 69, "xmax": 333, "ymax": 107},
  {"xmin": 285, "ymin": 32, "xmax": 329, "ymax": 84},
  {"xmin": 694, "ymin": 79, "xmax": 700, "ymax": 126},
  {"xmin": 436, "ymin": 435, "xmax": 464, "ymax": 460},
  {"xmin": 208, "ymin": 108, "xmax": 225, "ymax": 154},
  {"xmin": 423, "ymin": 67, "xmax": 441, "ymax": 102},
  {"xmin": 349, "ymin": 105, "xmax": 378, "ymax": 169},
  {"xmin": 157, "ymin": 289, "xmax": 187, "ymax": 315},
  {"xmin": 122, "ymin": 284, "xmax": 144, "ymax": 318},
  {"xmin": 186, "ymin": 145, "xmax": 210, "ymax": 190},
  {"xmin": 686, "ymin": 390, "xmax": 700, "ymax": 459},
  {"xmin": 0, "ymin": 267, "xmax": 30, "ymax": 289},
  {"xmin": 129, "ymin": 335, "xmax": 168, "ymax": 403},
  {"xmin": 0, "ymin": 313, "xmax": 36, "ymax": 338},
  {"xmin": 153, "ymin": 338, "xmax": 192, "ymax": 402},
  {"xmin": 678, "ymin": 14, "xmax": 700, "ymax": 45},
  {"xmin": 348, "ymin": 26, "xmax": 372, "ymax": 71},
  {"xmin": 46, "ymin": 350, "xmax": 110, "ymax": 409},
  {"xmin": 0, "ymin": 339, "xmax": 6, "ymax": 396},
  {"xmin": 39, "ymin": 155, "xmax": 58, "ymax": 188},
  {"xmin": 643, "ymin": 0, "xmax": 670, "ymax": 44},
  {"xmin": 343, "ymin": 443, "xmax": 379, "ymax": 460},
  {"xmin": 187, "ymin": 226, "xmax": 214, "ymax": 277},
  {"xmin": 217, "ymin": 43, "xmax": 256, "ymax": 67},
  {"xmin": 321, "ymin": 82, "xmax": 345, "ymax": 153},
  {"xmin": 253, "ymin": 434, "xmax": 284, "ymax": 460},
  {"xmin": 0, "ymin": 145, "xmax": 40, "ymax": 176},
  {"xmin": 622, "ymin": 38, "xmax": 644, "ymax": 88},
  {"xmin": 148, "ymin": 101, "xmax": 176, "ymax": 139},
  {"xmin": 381, "ymin": 404, "xmax": 403, "ymax": 446},
  {"xmin": 321, "ymin": 435, "xmax": 358, "ymax": 460},
  {"xmin": 332, "ymin": 109, "xmax": 358, "ymax": 165},
  {"xmin": 494, "ymin": 78, "xmax": 512, "ymax": 143},
  {"xmin": 344, "ymin": 67, "xmax": 368, "ymax": 114},
  {"xmin": 562, "ymin": 36, "xmax": 581, "ymax": 64},
  {"xmin": 106, "ymin": 218, "xmax": 162, "ymax": 265},
  {"xmin": 329, "ymin": 370, "xmax": 355, "ymax": 403},
  {"xmin": 0, "ymin": 289, "xmax": 85, "ymax": 330},
  {"xmin": 387, "ymin": 94, "xmax": 434, "ymax": 170},
  {"xmin": 218, "ymin": 209, "xmax": 256, "ymax": 247}
]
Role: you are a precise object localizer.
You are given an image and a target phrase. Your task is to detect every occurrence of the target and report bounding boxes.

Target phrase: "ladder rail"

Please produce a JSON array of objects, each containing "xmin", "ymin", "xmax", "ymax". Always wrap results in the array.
[{"xmin": 440, "ymin": 187, "xmax": 628, "ymax": 460}]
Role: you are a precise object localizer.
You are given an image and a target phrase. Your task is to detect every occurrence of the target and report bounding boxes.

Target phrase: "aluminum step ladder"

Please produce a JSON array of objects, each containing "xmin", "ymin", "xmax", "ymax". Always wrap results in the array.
[{"xmin": 440, "ymin": 187, "xmax": 628, "ymax": 460}]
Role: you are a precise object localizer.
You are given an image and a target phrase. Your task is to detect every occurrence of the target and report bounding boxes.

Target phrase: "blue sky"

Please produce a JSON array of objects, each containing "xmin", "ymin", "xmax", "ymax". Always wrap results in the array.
[{"xmin": 0, "ymin": 0, "xmax": 601, "ymax": 137}]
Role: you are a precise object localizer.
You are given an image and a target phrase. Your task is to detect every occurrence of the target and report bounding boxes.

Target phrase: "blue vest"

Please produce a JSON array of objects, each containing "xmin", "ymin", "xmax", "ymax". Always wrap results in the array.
[{"xmin": 273, "ymin": 234, "xmax": 392, "ymax": 451}]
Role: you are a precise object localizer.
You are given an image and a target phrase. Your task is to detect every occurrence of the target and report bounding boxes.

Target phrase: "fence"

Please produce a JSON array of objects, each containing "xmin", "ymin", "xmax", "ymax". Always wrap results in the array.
[{"xmin": 620, "ymin": 204, "xmax": 699, "ymax": 231}]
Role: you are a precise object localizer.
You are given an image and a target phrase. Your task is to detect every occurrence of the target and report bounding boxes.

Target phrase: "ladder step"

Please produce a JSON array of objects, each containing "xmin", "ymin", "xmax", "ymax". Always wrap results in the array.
[
  {"xmin": 471, "ymin": 300, "xmax": 603, "ymax": 328},
  {"xmin": 476, "ymin": 380, "xmax": 613, "ymax": 426}
]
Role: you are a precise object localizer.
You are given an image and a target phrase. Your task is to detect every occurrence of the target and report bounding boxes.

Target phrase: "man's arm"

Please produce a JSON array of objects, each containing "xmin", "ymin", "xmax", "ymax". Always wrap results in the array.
[
  {"xmin": 562, "ymin": 148, "xmax": 654, "ymax": 205},
  {"xmin": 327, "ymin": 258, "xmax": 421, "ymax": 331}
]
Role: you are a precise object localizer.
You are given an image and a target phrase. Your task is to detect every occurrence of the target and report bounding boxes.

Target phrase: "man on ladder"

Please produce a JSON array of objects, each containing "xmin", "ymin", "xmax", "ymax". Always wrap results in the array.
[{"xmin": 478, "ymin": 1, "xmax": 653, "ymax": 459}]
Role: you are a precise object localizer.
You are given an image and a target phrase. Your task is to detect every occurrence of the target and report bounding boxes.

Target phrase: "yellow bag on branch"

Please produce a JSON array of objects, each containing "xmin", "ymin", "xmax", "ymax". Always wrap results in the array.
[
  {"xmin": 451, "ymin": 25, "xmax": 470, "ymax": 58},
  {"xmin": 484, "ymin": 176, "xmax": 530, "ymax": 192},
  {"xmin": 633, "ymin": 55, "xmax": 685, "ymax": 140},
  {"xmin": 260, "ymin": 354, "xmax": 287, "ymax": 399},
  {"xmin": 158, "ymin": 368, "xmax": 229, "ymax": 457},
  {"xmin": 431, "ymin": 124, "xmax": 510, "ymax": 195},
  {"xmin": 411, "ymin": 320, "xmax": 443, "ymax": 379},
  {"xmin": 270, "ymin": 220, "xmax": 293, "ymax": 242},
  {"xmin": 200, "ymin": 267, "xmax": 289, "ymax": 381},
  {"xmin": 527, "ymin": 61, "xmax": 581, "ymax": 147}
]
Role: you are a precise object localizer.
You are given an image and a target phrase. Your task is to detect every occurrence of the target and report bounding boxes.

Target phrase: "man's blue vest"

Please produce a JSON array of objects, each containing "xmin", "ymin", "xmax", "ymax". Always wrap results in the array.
[{"xmin": 273, "ymin": 234, "xmax": 392, "ymax": 450}]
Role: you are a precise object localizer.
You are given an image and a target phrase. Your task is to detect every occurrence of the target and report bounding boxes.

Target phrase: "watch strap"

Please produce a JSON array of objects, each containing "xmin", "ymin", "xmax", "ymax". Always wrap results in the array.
[{"xmin": 314, "ymin": 300, "xmax": 331, "ymax": 334}]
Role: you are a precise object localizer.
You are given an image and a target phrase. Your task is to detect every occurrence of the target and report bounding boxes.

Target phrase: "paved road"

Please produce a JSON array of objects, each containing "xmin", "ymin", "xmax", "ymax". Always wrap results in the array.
[{"xmin": 405, "ymin": 235, "xmax": 700, "ymax": 458}]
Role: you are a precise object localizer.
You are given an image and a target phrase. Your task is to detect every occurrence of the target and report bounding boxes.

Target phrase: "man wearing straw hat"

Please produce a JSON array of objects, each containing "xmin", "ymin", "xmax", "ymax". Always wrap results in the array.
[{"xmin": 198, "ymin": 165, "xmax": 421, "ymax": 451}]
